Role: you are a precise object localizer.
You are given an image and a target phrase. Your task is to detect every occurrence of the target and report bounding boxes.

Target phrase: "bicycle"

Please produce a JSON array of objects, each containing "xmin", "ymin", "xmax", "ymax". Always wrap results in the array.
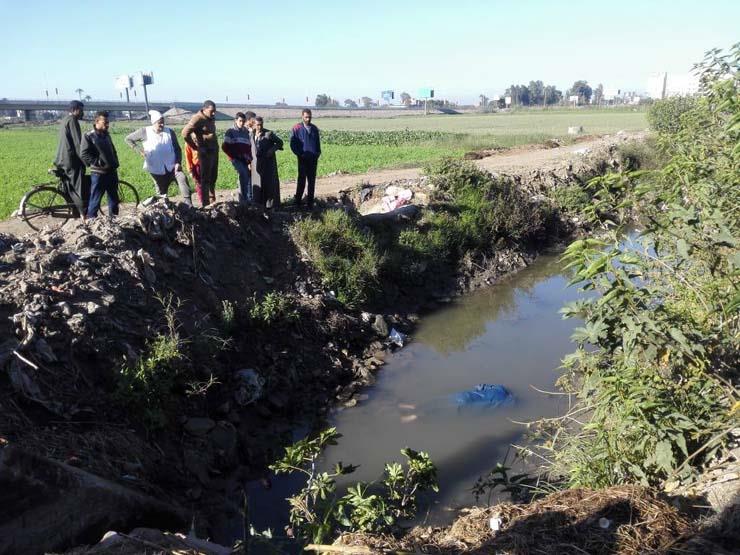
[{"xmin": 19, "ymin": 166, "xmax": 140, "ymax": 232}]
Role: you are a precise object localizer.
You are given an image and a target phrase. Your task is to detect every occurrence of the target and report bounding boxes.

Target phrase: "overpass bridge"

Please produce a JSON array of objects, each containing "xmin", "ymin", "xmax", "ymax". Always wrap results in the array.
[{"xmin": 0, "ymin": 99, "xmax": 432, "ymax": 122}]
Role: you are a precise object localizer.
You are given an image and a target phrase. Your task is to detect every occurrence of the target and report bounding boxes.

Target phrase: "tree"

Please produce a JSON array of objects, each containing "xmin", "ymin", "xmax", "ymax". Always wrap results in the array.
[
  {"xmin": 344, "ymin": 98, "xmax": 358, "ymax": 108},
  {"xmin": 567, "ymin": 80, "xmax": 592, "ymax": 104},
  {"xmin": 400, "ymin": 92, "xmax": 412, "ymax": 106},
  {"xmin": 505, "ymin": 84, "xmax": 530, "ymax": 106},
  {"xmin": 83, "ymin": 95, "xmax": 92, "ymax": 102},
  {"xmin": 75, "ymin": 88, "xmax": 84, "ymax": 100},
  {"xmin": 315, "ymin": 94, "xmax": 330, "ymax": 107},
  {"xmin": 528, "ymin": 80, "xmax": 545, "ymax": 105},
  {"xmin": 593, "ymin": 83, "xmax": 604, "ymax": 105},
  {"xmin": 479, "ymin": 94, "xmax": 489, "ymax": 107},
  {"xmin": 544, "ymin": 85, "xmax": 562, "ymax": 105},
  {"xmin": 360, "ymin": 96, "xmax": 374, "ymax": 108}
]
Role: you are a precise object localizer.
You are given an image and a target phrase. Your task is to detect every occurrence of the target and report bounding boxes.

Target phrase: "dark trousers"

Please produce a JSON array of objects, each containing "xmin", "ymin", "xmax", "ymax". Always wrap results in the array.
[
  {"xmin": 199, "ymin": 150, "xmax": 219, "ymax": 205},
  {"xmin": 151, "ymin": 170, "xmax": 193, "ymax": 205},
  {"xmin": 63, "ymin": 165, "xmax": 88, "ymax": 216},
  {"xmin": 295, "ymin": 156, "xmax": 318, "ymax": 207},
  {"xmin": 87, "ymin": 172, "xmax": 119, "ymax": 218}
]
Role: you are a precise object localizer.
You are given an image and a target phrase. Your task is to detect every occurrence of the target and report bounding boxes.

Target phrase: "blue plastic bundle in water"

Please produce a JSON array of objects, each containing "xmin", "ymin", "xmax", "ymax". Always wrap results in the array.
[{"xmin": 454, "ymin": 384, "xmax": 514, "ymax": 407}]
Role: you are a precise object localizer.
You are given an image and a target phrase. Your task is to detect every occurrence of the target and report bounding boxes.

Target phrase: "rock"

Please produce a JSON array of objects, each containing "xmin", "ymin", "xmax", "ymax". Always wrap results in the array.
[
  {"xmin": 183, "ymin": 417, "xmax": 216, "ymax": 437},
  {"xmin": 0, "ymin": 446, "xmax": 186, "ymax": 554},
  {"xmin": 208, "ymin": 421, "xmax": 237, "ymax": 454},
  {"xmin": 372, "ymin": 314, "xmax": 389, "ymax": 337},
  {"xmin": 86, "ymin": 301, "xmax": 105, "ymax": 315},
  {"xmin": 233, "ymin": 368, "xmax": 264, "ymax": 406},
  {"xmin": 34, "ymin": 338, "xmax": 57, "ymax": 362}
]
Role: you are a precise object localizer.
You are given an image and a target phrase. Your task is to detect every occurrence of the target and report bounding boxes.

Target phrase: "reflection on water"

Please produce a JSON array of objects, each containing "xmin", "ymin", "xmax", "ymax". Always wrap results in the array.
[
  {"xmin": 242, "ymin": 252, "xmax": 588, "ymax": 534},
  {"xmin": 417, "ymin": 256, "xmax": 567, "ymax": 355},
  {"xmin": 319, "ymin": 252, "xmax": 584, "ymax": 524}
]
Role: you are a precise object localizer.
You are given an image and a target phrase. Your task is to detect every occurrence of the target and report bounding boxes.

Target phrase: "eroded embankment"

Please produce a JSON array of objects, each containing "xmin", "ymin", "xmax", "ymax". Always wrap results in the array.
[{"xmin": 0, "ymin": 135, "xmax": 643, "ymax": 554}]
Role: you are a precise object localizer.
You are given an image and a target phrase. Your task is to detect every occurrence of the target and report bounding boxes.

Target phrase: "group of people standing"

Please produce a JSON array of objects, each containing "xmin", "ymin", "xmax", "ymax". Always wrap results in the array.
[{"xmin": 52, "ymin": 99, "xmax": 323, "ymax": 219}]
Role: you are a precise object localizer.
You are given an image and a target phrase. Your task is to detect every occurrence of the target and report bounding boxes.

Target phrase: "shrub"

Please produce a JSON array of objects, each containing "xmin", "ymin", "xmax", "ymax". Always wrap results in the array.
[
  {"xmin": 551, "ymin": 183, "xmax": 592, "ymax": 215},
  {"xmin": 549, "ymin": 45, "xmax": 740, "ymax": 488},
  {"xmin": 291, "ymin": 210, "xmax": 382, "ymax": 307},
  {"xmin": 647, "ymin": 95, "xmax": 700, "ymax": 134},
  {"xmin": 249, "ymin": 291, "xmax": 298, "ymax": 325}
]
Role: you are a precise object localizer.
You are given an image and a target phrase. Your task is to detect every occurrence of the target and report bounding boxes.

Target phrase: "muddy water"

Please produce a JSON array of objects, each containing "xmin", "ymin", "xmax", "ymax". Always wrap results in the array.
[{"xmin": 240, "ymin": 251, "xmax": 588, "ymax": 536}]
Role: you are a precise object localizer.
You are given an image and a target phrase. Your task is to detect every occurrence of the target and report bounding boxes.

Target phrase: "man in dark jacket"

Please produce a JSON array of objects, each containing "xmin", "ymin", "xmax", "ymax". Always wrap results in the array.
[
  {"xmin": 182, "ymin": 100, "xmax": 219, "ymax": 205},
  {"xmin": 80, "ymin": 111, "xmax": 120, "ymax": 218},
  {"xmin": 254, "ymin": 116, "xmax": 283, "ymax": 212},
  {"xmin": 289, "ymin": 109, "xmax": 321, "ymax": 208},
  {"xmin": 53, "ymin": 100, "xmax": 87, "ymax": 216}
]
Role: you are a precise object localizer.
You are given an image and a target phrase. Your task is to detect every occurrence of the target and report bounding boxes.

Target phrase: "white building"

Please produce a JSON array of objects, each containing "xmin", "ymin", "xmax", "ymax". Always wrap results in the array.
[{"xmin": 647, "ymin": 72, "xmax": 700, "ymax": 99}]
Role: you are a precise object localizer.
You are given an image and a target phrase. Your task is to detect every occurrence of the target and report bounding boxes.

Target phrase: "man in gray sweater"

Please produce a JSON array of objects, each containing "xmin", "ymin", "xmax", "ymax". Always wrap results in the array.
[
  {"xmin": 125, "ymin": 110, "xmax": 193, "ymax": 205},
  {"xmin": 53, "ymin": 100, "xmax": 87, "ymax": 216}
]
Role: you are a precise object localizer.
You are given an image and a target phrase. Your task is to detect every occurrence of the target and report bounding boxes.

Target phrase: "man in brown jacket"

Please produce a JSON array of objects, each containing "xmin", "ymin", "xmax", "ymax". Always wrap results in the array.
[{"xmin": 182, "ymin": 100, "xmax": 219, "ymax": 206}]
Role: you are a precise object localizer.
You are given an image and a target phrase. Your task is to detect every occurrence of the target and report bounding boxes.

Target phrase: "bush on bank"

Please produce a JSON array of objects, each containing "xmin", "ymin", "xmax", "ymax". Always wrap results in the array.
[
  {"xmin": 551, "ymin": 44, "xmax": 739, "ymax": 488},
  {"xmin": 291, "ymin": 159, "xmax": 555, "ymax": 305}
]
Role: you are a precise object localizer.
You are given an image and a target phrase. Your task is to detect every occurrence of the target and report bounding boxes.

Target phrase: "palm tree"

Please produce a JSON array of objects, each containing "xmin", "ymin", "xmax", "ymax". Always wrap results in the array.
[
  {"xmin": 75, "ymin": 88, "xmax": 84, "ymax": 100},
  {"xmin": 83, "ymin": 95, "xmax": 92, "ymax": 102}
]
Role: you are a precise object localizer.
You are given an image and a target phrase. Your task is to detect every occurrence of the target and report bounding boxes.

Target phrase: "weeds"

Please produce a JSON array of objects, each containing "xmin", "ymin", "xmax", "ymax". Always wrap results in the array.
[
  {"xmin": 269, "ymin": 428, "xmax": 438, "ymax": 545},
  {"xmin": 546, "ymin": 44, "xmax": 740, "ymax": 488},
  {"xmin": 115, "ymin": 294, "xmax": 186, "ymax": 430},
  {"xmin": 248, "ymin": 291, "xmax": 299, "ymax": 325},
  {"xmin": 291, "ymin": 210, "xmax": 382, "ymax": 307},
  {"xmin": 220, "ymin": 299, "xmax": 237, "ymax": 335}
]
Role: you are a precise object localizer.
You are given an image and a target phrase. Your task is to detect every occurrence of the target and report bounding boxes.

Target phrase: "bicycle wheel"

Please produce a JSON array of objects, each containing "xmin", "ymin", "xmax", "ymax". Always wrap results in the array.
[
  {"xmin": 20, "ymin": 185, "xmax": 75, "ymax": 232},
  {"xmin": 99, "ymin": 180, "xmax": 140, "ymax": 217},
  {"xmin": 118, "ymin": 180, "xmax": 140, "ymax": 208}
]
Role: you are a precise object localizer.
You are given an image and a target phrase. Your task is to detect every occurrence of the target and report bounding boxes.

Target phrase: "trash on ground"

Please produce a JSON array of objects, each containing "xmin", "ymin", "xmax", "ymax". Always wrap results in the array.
[
  {"xmin": 381, "ymin": 186, "xmax": 414, "ymax": 212},
  {"xmin": 389, "ymin": 327, "xmax": 406, "ymax": 347}
]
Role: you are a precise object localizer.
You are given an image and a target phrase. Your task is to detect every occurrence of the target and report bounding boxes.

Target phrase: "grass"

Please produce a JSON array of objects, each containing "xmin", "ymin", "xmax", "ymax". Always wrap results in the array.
[{"xmin": 0, "ymin": 109, "xmax": 647, "ymax": 220}]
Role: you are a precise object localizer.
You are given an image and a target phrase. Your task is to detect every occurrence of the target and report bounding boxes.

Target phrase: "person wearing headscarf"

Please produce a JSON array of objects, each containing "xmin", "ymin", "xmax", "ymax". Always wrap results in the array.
[
  {"xmin": 253, "ymin": 116, "xmax": 283, "ymax": 212},
  {"xmin": 125, "ymin": 110, "xmax": 193, "ymax": 205}
]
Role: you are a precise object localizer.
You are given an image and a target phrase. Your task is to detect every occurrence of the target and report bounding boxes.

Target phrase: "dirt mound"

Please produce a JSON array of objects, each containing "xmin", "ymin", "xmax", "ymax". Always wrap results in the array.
[{"xmin": 0, "ymin": 199, "xmax": 404, "ymax": 551}]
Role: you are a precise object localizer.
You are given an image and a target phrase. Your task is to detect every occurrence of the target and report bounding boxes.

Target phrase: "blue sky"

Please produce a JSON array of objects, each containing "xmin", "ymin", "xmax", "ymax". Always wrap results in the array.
[{"xmin": 1, "ymin": 0, "xmax": 737, "ymax": 104}]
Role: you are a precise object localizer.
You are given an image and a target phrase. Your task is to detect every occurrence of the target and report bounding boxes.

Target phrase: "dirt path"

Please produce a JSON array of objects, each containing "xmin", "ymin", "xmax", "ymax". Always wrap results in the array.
[
  {"xmin": 280, "ymin": 132, "xmax": 644, "ymax": 198},
  {"xmin": 0, "ymin": 133, "xmax": 644, "ymax": 238}
]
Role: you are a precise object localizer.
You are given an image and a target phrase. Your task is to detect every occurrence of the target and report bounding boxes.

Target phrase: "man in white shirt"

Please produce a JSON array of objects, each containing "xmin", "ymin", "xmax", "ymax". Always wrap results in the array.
[{"xmin": 125, "ymin": 110, "xmax": 193, "ymax": 205}]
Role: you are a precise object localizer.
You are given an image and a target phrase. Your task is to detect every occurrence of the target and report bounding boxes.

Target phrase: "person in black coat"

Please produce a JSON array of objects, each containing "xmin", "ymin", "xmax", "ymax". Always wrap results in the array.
[
  {"xmin": 53, "ymin": 100, "xmax": 88, "ymax": 216},
  {"xmin": 253, "ymin": 116, "xmax": 284, "ymax": 210}
]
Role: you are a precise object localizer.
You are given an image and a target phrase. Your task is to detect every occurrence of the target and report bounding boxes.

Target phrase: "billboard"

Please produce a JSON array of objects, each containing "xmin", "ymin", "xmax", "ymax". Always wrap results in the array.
[
  {"xmin": 417, "ymin": 87, "xmax": 434, "ymax": 98},
  {"xmin": 381, "ymin": 90, "xmax": 394, "ymax": 101},
  {"xmin": 114, "ymin": 75, "xmax": 133, "ymax": 90},
  {"xmin": 135, "ymin": 72, "xmax": 154, "ymax": 86}
]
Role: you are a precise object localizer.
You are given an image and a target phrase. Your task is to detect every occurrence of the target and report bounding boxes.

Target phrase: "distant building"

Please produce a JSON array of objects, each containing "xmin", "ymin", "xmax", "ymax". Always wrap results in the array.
[{"xmin": 647, "ymin": 72, "xmax": 700, "ymax": 99}]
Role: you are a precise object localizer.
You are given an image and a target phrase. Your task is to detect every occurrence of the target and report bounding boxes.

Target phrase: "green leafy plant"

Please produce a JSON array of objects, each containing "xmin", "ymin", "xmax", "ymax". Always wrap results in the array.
[
  {"xmin": 291, "ymin": 210, "xmax": 383, "ymax": 307},
  {"xmin": 115, "ymin": 294, "xmax": 187, "ymax": 430},
  {"xmin": 546, "ymin": 44, "xmax": 740, "ymax": 488},
  {"xmin": 248, "ymin": 291, "xmax": 299, "ymax": 325},
  {"xmin": 270, "ymin": 428, "xmax": 438, "ymax": 545}
]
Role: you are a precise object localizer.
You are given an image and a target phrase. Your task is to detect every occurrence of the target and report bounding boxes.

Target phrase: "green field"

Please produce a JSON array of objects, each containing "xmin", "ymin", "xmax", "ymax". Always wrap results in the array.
[{"xmin": 0, "ymin": 109, "xmax": 647, "ymax": 220}]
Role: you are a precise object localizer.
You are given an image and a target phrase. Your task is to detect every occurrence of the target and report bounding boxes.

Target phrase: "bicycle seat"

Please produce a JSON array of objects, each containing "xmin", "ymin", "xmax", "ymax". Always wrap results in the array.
[{"xmin": 48, "ymin": 166, "xmax": 66, "ymax": 178}]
